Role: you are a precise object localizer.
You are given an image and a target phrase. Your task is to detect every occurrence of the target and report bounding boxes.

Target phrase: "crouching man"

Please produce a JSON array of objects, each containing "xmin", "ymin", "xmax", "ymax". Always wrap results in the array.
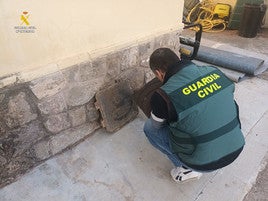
[{"xmin": 143, "ymin": 48, "xmax": 245, "ymax": 183}]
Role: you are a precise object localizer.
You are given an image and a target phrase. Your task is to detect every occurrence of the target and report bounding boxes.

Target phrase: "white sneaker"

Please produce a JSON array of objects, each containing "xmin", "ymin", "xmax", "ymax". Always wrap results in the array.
[{"xmin": 170, "ymin": 166, "xmax": 202, "ymax": 183}]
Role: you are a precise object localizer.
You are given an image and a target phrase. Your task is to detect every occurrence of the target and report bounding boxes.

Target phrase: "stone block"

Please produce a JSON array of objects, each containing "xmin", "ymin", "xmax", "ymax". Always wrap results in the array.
[
  {"xmin": 65, "ymin": 83, "xmax": 100, "ymax": 107},
  {"xmin": 156, "ymin": 32, "xmax": 181, "ymax": 52},
  {"xmin": 0, "ymin": 155, "xmax": 7, "ymax": 167},
  {"xmin": 4, "ymin": 154, "xmax": 35, "ymax": 179},
  {"xmin": 0, "ymin": 93, "xmax": 5, "ymax": 103},
  {"xmin": 91, "ymin": 56, "xmax": 107, "ymax": 76},
  {"xmin": 105, "ymin": 52, "xmax": 122, "ymax": 82},
  {"xmin": 79, "ymin": 60, "xmax": 107, "ymax": 82},
  {"xmin": 44, "ymin": 112, "xmax": 71, "ymax": 134},
  {"xmin": 32, "ymin": 121, "xmax": 100, "ymax": 160},
  {"xmin": 11, "ymin": 120, "xmax": 47, "ymax": 156},
  {"xmin": 49, "ymin": 121, "xmax": 100, "ymax": 155},
  {"xmin": 78, "ymin": 61, "xmax": 92, "ymax": 81},
  {"xmin": 61, "ymin": 64, "xmax": 80, "ymax": 83},
  {"xmin": 117, "ymin": 68, "xmax": 145, "ymax": 91},
  {"xmin": 32, "ymin": 140, "xmax": 51, "ymax": 161},
  {"xmin": 37, "ymin": 92, "xmax": 67, "ymax": 115},
  {"xmin": 69, "ymin": 106, "xmax": 87, "ymax": 127},
  {"xmin": 120, "ymin": 46, "xmax": 139, "ymax": 71},
  {"xmin": 0, "ymin": 74, "xmax": 17, "ymax": 89},
  {"xmin": 0, "ymin": 139, "xmax": 15, "ymax": 159},
  {"xmin": 86, "ymin": 103, "xmax": 100, "ymax": 122},
  {"xmin": 5, "ymin": 92, "xmax": 38, "ymax": 128},
  {"xmin": 138, "ymin": 41, "xmax": 154, "ymax": 67},
  {"xmin": 0, "ymin": 121, "xmax": 6, "ymax": 137},
  {"xmin": 29, "ymin": 71, "xmax": 66, "ymax": 100}
]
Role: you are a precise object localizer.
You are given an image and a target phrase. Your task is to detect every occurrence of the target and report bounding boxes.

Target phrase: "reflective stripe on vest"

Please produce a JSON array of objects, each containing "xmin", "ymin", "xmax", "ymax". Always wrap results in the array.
[{"xmin": 170, "ymin": 117, "xmax": 239, "ymax": 144}]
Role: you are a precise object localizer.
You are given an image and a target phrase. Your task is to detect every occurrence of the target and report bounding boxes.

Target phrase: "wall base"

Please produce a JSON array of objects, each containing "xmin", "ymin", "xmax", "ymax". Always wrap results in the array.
[{"xmin": 0, "ymin": 30, "xmax": 181, "ymax": 188}]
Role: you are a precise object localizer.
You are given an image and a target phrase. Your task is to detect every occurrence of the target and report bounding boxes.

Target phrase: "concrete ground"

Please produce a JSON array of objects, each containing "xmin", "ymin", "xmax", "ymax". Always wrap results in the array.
[
  {"xmin": 244, "ymin": 155, "xmax": 268, "ymax": 201},
  {"xmin": 0, "ymin": 29, "xmax": 268, "ymax": 201}
]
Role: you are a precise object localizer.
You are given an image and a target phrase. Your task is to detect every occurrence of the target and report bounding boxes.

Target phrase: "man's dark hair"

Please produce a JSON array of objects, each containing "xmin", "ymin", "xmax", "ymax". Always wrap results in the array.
[{"xmin": 149, "ymin": 48, "xmax": 180, "ymax": 72}]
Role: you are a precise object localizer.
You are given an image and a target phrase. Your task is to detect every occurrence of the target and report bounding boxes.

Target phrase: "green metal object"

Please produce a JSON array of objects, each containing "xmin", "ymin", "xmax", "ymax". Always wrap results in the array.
[{"xmin": 228, "ymin": 0, "xmax": 264, "ymax": 29}]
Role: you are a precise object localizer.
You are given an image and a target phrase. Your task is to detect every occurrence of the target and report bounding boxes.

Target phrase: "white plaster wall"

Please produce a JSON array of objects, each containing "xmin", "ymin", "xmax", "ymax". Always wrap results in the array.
[{"xmin": 0, "ymin": 0, "xmax": 184, "ymax": 78}]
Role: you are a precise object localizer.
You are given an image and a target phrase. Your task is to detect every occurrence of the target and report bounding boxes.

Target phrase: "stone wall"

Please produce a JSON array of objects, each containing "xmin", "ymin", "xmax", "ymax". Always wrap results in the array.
[{"xmin": 0, "ymin": 31, "xmax": 181, "ymax": 187}]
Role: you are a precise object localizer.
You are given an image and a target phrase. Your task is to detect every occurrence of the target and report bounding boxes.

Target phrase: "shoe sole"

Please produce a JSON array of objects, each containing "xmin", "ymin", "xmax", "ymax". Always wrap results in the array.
[{"xmin": 173, "ymin": 174, "xmax": 202, "ymax": 184}]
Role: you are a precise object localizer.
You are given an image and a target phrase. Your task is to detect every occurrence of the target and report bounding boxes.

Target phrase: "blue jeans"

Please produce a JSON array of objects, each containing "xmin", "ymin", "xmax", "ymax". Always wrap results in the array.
[{"xmin": 143, "ymin": 118, "xmax": 182, "ymax": 167}]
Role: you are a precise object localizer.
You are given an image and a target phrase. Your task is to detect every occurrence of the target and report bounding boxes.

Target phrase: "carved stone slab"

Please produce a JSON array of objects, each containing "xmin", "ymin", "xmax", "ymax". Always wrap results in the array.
[{"xmin": 95, "ymin": 81, "xmax": 138, "ymax": 132}]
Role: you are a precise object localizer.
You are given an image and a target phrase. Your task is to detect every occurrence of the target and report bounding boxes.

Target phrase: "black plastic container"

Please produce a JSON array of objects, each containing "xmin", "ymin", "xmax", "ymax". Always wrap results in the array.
[{"xmin": 238, "ymin": 4, "xmax": 261, "ymax": 38}]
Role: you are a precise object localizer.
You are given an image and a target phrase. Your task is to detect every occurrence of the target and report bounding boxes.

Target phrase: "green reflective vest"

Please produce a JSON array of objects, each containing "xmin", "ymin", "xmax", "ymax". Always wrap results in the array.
[{"xmin": 161, "ymin": 63, "xmax": 245, "ymax": 168}]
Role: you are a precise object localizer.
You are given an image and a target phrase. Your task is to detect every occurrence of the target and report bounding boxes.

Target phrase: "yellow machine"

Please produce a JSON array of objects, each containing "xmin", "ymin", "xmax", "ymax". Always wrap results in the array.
[
  {"xmin": 185, "ymin": 1, "xmax": 232, "ymax": 32},
  {"xmin": 213, "ymin": 3, "xmax": 231, "ymax": 21}
]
